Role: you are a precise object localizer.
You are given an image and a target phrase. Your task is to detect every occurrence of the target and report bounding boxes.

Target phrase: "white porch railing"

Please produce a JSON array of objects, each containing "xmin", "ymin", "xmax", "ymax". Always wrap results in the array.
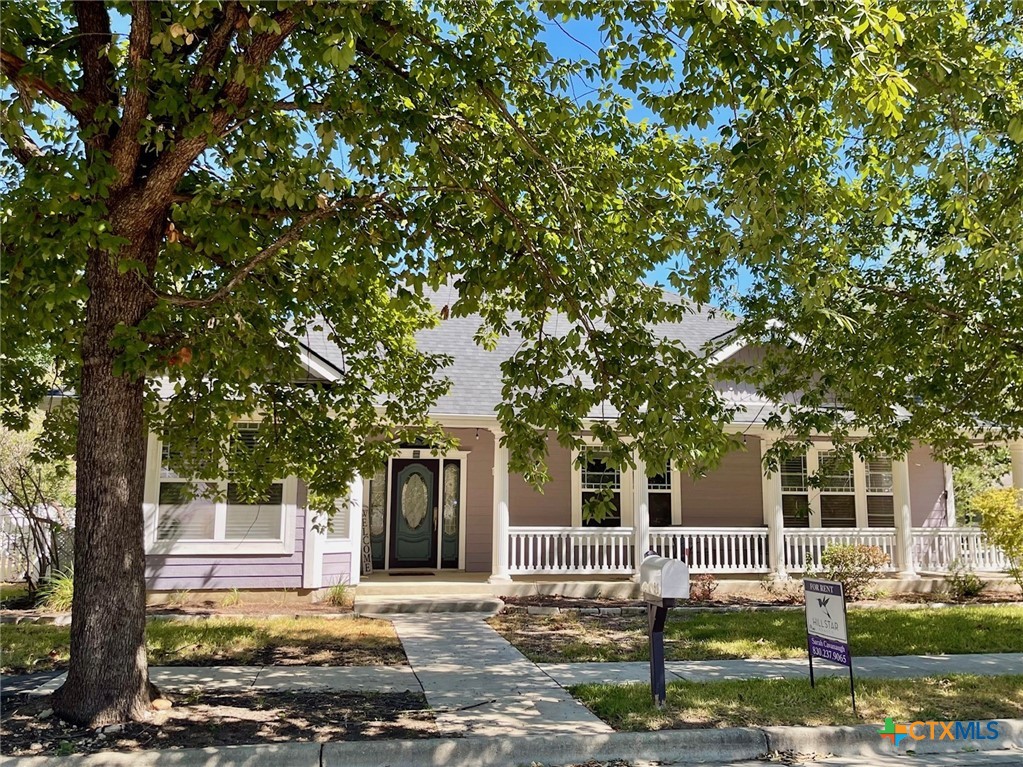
[
  {"xmin": 650, "ymin": 527, "xmax": 770, "ymax": 573},
  {"xmin": 783, "ymin": 528, "xmax": 898, "ymax": 572},
  {"xmin": 507, "ymin": 526, "xmax": 634, "ymax": 574},
  {"xmin": 912, "ymin": 527, "xmax": 1011, "ymax": 573},
  {"xmin": 505, "ymin": 525, "xmax": 1008, "ymax": 577}
]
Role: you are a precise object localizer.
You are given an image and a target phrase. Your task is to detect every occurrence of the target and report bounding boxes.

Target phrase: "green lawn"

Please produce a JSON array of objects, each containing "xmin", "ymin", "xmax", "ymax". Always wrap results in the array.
[
  {"xmin": 1, "ymin": 616, "xmax": 405, "ymax": 674},
  {"xmin": 0, "ymin": 582, "xmax": 31, "ymax": 609},
  {"xmin": 489, "ymin": 605, "xmax": 1023, "ymax": 663},
  {"xmin": 572, "ymin": 674, "xmax": 1023, "ymax": 730}
]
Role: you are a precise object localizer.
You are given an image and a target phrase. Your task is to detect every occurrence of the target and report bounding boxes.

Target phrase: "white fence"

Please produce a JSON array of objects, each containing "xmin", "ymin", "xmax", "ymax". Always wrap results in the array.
[
  {"xmin": 912, "ymin": 527, "xmax": 1011, "ymax": 573},
  {"xmin": 507, "ymin": 526, "xmax": 635, "ymax": 574},
  {"xmin": 783, "ymin": 528, "xmax": 898, "ymax": 572},
  {"xmin": 650, "ymin": 527, "xmax": 770, "ymax": 573},
  {"xmin": 0, "ymin": 511, "xmax": 74, "ymax": 582}
]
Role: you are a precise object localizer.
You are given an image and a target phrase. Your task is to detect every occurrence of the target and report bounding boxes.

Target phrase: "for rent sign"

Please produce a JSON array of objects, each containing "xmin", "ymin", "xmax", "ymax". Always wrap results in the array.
[
  {"xmin": 803, "ymin": 578, "xmax": 850, "ymax": 667},
  {"xmin": 803, "ymin": 578, "xmax": 857, "ymax": 713}
]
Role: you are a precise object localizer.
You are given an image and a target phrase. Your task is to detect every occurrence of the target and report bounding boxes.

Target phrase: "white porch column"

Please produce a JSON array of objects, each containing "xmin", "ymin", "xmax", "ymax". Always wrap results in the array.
[
  {"xmin": 943, "ymin": 463, "xmax": 957, "ymax": 527},
  {"xmin": 488, "ymin": 433, "xmax": 511, "ymax": 583},
  {"xmin": 348, "ymin": 474, "xmax": 364, "ymax": 586},
  {"xmin": 632, "ymin": 454, "xmax": 649, "ymax": 580},
  {"xmin": 302, "ymin": 505, "xmax": 326, "ymax": 590},
  {"xmin": 893, "ymin": 457, "xmax": 916, "ymax": 576},
  {"xmin": 1010, "ymin": 440, "xmax": 1023, "ymax": 491},
  {"xmin": 761, "ymin": 438, "xmax": 787, "ymax": 579}
]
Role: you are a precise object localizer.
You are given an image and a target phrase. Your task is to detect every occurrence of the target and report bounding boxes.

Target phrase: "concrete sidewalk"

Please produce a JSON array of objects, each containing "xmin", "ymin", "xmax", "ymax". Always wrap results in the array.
[
  {"xmin": 390, "ymin": 612, "xmax": 612, "ymax": 737},
  {"xmin": 11, "ymin": 651, "xmax": 1022, "ymax": 697},
  {"xmin": 541, "ymin": 652, "xmax": 1023, "ymax": 687}
]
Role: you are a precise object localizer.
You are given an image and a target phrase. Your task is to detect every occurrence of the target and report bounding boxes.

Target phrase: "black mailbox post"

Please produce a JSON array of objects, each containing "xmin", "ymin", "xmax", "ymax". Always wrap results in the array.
[{"xmin": 645, "ymin": 594, "xmax": 677, "ymax": 707}]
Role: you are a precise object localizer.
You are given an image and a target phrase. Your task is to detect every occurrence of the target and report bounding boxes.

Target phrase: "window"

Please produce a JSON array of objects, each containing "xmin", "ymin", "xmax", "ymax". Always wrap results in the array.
[
  {"xmin": 865, "ymin": 457, "xmax": 895, "ymax": 527},
  {"xmin": 325, "ymin": 496, "xmax": 350, "ymax": 541},
  {"xmin": 648, "ymin": 463, "xmax": 672, "ymax": 527},
  {"xmin": 367, "ymin": 466, "xmax": 386, "ymax": 569},
  {"xmin": 441, "ymin": 460, "xmax": 460, "ymax": 568},
  {"xmin": 580, "ymin": 451, "xmax": 621, "ymax": 527},
  {"xmin": 818, "ymin": 450, "xmax": 856, "ymax": 528},
  {"xmin": 154, "ymin": 423, "xmax": 291, "ymax": 552},
  {"xmin": 780, "ymin": 455, "xmax": 810, "ymax": 528}
]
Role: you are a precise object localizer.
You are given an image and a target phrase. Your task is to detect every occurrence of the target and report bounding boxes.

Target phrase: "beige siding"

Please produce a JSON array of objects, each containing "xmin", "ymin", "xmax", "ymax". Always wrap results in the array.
[
  {"xmin": 908, "ymin": 445, "xmax": 948, "ymax": 527},
  {"xmin": 509, "ymin": 435, "xmax": 573, "ymax": 527},
  {"xmin": 680, "ymin": 437, "xmax": 765, "ymax": 527},
  {"xmin": 446, "ymin": 428, "xmax": 494, "ymax": 572}
]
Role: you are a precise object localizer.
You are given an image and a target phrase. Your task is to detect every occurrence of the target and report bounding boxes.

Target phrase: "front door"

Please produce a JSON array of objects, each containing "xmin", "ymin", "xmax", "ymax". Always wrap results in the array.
[{"xmin": 389, "ymin": 459, "xmax": 439, "ymax": 568}]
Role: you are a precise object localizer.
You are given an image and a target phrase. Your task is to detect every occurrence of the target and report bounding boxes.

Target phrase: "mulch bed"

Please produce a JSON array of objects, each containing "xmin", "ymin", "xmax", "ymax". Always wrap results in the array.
[{"xmin": 1, "ymin": 690, "xmax": 436, "ymax": 756}]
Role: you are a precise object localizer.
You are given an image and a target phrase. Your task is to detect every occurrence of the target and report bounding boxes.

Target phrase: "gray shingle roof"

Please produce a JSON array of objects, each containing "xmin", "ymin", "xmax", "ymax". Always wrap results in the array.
[{"xmin": 300, "ymin": 282, "xmax": 740, "ymax": 418}]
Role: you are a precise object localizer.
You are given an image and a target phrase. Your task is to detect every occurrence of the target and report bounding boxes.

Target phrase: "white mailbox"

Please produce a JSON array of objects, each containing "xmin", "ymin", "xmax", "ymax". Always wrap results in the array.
[{"xmin": 639, "ymin": 555, "xmax": 690, "ymax": 600}]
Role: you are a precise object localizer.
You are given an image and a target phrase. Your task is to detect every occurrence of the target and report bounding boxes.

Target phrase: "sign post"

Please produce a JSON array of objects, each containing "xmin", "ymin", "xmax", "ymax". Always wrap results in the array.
[{"xmin": 803, "ymin": 578, "xmax": 856, "ymax": 715}]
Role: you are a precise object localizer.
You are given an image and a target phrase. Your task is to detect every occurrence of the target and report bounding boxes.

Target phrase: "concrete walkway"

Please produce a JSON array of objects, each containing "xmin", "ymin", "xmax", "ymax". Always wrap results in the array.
[
  {"xmin": 390, "ymin": 612, "xmax": 613, "ymax": 737},
  {"xmin": 540, "ymin": 652, "xmax": 1023, "ymax": 687}
]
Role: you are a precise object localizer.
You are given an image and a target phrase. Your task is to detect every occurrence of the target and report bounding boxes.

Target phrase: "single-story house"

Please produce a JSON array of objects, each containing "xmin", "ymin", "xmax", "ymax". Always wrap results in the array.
[{"xmin": 143, "ymin": 286, "xmax": 1023, "ymax": 593}]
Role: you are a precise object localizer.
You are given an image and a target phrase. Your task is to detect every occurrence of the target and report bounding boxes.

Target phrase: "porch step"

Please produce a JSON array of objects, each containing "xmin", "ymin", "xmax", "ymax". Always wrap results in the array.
[
  {"xmin": 354, "ymin": 595, "xmax": 504, "ymax": 617},
  {"xmin": 355, "ymin": 580, "xmax": 496, "ymax": 597}
]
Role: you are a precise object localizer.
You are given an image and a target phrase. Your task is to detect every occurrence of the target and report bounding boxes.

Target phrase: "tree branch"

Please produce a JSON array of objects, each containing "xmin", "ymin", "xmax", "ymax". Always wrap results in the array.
[
  {"xmin": 139, "ymin": 6, "xmax": 300, "ymax": 212},
  {"xmin": 0, "ymin": 104, "xmax": 45, "ymax": 166},
  {"xmin": 187, "ymin": 1, "xmax": 242, "ymax": 98},
  {"xmin": 155, "ymin": 194, "xmax": 390, "ymax": 309},
  {"xmin": 0, "ymin": 50, "xmax": 78, "ymax": 114},
  {"xmin": 109, "ymin": 0, "xmax": 152, "ymax": 190},
  {"xmin": 72, "ymin": 0, "xmax": 116, "ymax": 115}
]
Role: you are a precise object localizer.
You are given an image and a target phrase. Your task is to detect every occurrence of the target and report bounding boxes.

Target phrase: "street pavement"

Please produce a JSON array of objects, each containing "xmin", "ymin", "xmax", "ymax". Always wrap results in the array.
[{"xmin": 715, "ymin": 751, "xmax": 1023, "ymax": 767}]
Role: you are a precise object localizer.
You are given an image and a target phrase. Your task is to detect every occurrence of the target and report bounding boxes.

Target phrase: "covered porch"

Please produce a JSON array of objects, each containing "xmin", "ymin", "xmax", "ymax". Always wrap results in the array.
[
  {"xmin": 486, "ymin": 434, "xmax": 1023, "ymax": 581},
  {"xmin": 350, "ymin": 425, "xmax": 1020, "ymax": 585}
]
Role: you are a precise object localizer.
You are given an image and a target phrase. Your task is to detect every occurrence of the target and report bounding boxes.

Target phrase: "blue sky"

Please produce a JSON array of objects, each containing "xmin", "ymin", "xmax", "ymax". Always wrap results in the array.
[{"xmin": 535, "ymin": 13, "xmax": 755, "ymax": 300}]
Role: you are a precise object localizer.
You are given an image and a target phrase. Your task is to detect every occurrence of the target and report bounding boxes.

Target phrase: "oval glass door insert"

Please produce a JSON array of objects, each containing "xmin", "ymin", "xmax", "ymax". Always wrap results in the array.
[{"xmin": 401, "ymin": 472, "xmax": 428, "ymax": 530}]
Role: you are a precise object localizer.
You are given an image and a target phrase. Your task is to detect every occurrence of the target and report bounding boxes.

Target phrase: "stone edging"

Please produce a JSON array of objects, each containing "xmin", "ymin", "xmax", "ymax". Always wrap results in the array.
[{"xmin": 504, "ymin": 600, "xmax": 1023, "ymax": 616}]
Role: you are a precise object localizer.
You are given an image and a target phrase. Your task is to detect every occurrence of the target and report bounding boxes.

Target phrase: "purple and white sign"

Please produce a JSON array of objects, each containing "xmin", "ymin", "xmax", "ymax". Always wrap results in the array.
[{"xmin": 804, "ymin": 579, "xmax": 851, "ymax": 668}]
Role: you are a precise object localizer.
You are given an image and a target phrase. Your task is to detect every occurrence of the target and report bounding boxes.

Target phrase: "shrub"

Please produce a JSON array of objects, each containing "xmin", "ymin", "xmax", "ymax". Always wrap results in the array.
[
  {"xmin": 944, "ymin": 559, "xmax": 986, "ymax": 601},
  {"xmin": 167, "ymin": 589, "xmax": 192, "ymax": 608},
  {"xmin": 36, "ymin": 567, "xmax": 74, "ymax": 612},
  {"xmin": 689, "ymin": 574, "xmax": 718, "ymax": 602},
  {"xmin": 974, "ymin": 487, "xmax": 1023, "ymax": 594},
  {"xmin": 819, "ymin": 544, "xmax": 890, "ymax": 601},
  {"xmin": 759, "ymin": 576, "xmax": 804, "ymax": 604},
  {"xmin": 324, "ymin": 579, "xmax": 351, "ymax": 607}
]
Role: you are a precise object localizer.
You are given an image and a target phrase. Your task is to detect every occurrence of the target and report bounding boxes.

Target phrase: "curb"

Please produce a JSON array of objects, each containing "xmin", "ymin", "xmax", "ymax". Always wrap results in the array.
[{"xmin": 5, "ymin": 720, "xmax": 1021, "ymax": 767}]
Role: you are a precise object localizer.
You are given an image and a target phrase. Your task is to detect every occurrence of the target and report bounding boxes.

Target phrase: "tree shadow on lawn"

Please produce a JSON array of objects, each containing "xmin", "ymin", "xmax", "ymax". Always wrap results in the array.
[
  {"xmin": 3, "ymin": 617, "xmax": 406, "ymax": 674},
  {"xmin": 1, "ymin": 690, "xmax": 436, "ymax": 756}
]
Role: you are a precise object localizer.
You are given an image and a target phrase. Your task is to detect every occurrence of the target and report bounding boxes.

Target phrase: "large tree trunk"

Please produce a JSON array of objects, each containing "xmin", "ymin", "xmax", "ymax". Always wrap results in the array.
[{"xmin": 52, "ymin": 225, "xmax": 159, "ymax": 727}]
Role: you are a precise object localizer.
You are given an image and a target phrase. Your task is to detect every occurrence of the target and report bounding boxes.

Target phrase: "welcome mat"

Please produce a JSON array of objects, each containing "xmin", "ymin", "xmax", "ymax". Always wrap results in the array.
[{"xmin": 387, "ymin": 571, "xmax": 435, "ymax": 577}]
